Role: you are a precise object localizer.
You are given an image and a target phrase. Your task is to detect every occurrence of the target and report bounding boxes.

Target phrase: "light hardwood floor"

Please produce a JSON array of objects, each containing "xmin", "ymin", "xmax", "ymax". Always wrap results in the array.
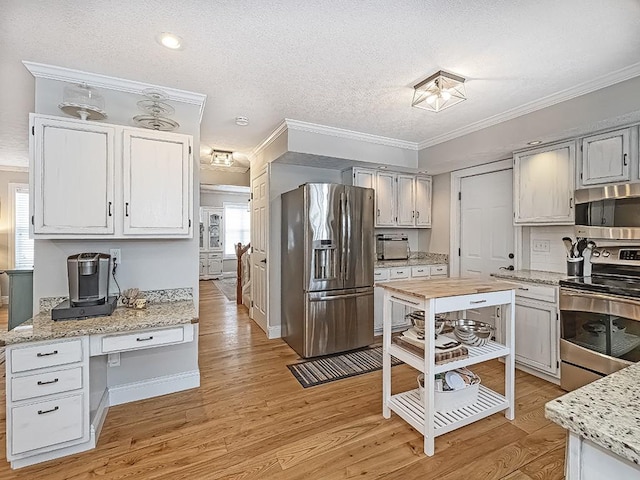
[{"xmin": 0, "ymin": 282, "xmax": 566, "ymax": 479}]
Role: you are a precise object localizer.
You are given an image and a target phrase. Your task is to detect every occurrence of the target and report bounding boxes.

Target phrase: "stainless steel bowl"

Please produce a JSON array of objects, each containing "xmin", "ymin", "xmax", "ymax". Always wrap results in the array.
[
  {"xmin": 406, "ymin": 311, "xmax": 447, "ymax": 334},
  {"xmin": 451, "ymin": 319, "xmax": 493, "ymax": 347}
]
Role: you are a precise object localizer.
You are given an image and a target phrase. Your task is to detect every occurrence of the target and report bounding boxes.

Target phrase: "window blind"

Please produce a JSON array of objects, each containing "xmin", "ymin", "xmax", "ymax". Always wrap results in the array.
[
  {"xmin": 224, "ymin": 203, "xmax": 250, "ymax": 256},
  {"xmin": 15, "ymin": 187, "xmax": 34, "ymax": 269}
]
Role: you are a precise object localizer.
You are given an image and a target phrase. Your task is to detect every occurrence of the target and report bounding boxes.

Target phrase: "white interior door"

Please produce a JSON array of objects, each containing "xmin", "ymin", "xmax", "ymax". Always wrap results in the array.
[
  {"xmin": 459, "ymin": 169, "xmax": 514, "ymax": 326},
  {"xmin": 250, "ymin": 171, "xmax": 268, "ymax": 331}
]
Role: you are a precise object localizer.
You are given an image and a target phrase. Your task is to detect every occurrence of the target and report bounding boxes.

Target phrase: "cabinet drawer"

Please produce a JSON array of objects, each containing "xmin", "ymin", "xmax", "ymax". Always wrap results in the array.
[
  {"xmin": 411, "ymin": 266, "xmax": 430, "ymax": 277},
  {"xmin": 11, "ymin": 367, "xmax": 83, "ymax": 402},
  {"xmin": 11, "ymin": 393, "xmax": 85, "ymax": 455},
  {"xmin": 513, "ymin": 283, "xmax": 556, "ymax": 303},
  {"xmin": 374, "ymin": 269, "xmax": 390, "ymax": 282},
  {"xmin": 389, "ymin": 268, "xmax": 410, "ymax": 280},
  {"xmin": 11, "ymin": 339, "xmax": 83, "ymax": 374},
  {"xmin": 101, "ymin": 327, "xmax": 185, "ymax": 353},
  {"xmin": 430, "ymin": 265, "xmax": 448, "ymax": 276}
]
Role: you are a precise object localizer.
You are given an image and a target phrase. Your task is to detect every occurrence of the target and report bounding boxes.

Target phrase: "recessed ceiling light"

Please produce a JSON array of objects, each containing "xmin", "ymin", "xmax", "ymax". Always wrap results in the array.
[
  {"xmin": 378, "ymin": 166, "xmax": 388, "ymax": 170},
  {"xmin": 235, "ymin": 116, "xmax": 249, "ymax": 126},
  {"xmin": 157, "ymin": 32, "xmax": 183, "ymax": 50},
  {"xmin": 527, "ymin": 140, "xmax": 542, "ymax": 145}
]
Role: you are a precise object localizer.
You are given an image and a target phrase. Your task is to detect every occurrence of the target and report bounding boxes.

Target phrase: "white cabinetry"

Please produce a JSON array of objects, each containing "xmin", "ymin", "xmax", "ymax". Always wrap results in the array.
[
  {"xmin": 343, "ymin": 168, "xmax": 432, "ymax": 228},
  {"xmin": 122, "ymin": 129, "xmax": 191, "ymax": 236},
  {"xmin": 415, "ymin": 176, "xmax": 432, "ymax": 227},
  {"xmin": 579, "ymin": 127, "xmax": 633, "ymax": 187},
  {"xmin": 374, "ymin": 264, "xmax": 448, "ymax": 333},
  {"xmin": 376, "ymin": 172, "xmax": 397, "ymax": 226},
  {"xmin": 514, "ymin": 141, "xmax": 575, "ymax": 225},
  {"xmin": 6, "ymin": 337, "xmax": 90, "ymax": 464},
  {"xmin": 30, "ymin": 114, "xmax": 192, "ymax": 239},
  {"xmin": 199, "ymin": 207, "xmax": 224, "ymax": 280},
  {"xmin": 513, "ymin": 282, "xmax": 559, "ymax": 379}
]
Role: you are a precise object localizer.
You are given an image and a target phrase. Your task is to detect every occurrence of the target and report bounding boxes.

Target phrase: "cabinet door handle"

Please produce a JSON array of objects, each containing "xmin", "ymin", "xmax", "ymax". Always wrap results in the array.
[
  {"xmin": 623, "ymin": 153, "xmax": 628, "ymax": 166},
  {"xmin": 377, "ymin": 208, "xmax": 380, "ymax": 217},
  {"xmin": 136, "ymin": 336, "xmax": 154, "ymax": 342},
  {"xmin": 412, "ymin": 211, "xmax": 415, "ymax": 219},
  {"xmin": 518, "ymin": 287, "xmax": 529, "ymax": 291},
  {"xmin": 470, "ymin": 300, "xmax": 487, "ymax": 305},
  {"xmin": 38, "ymin": 406, "xmax": 59, "ymax": 415},
  {"xmin": 37, "ymin": 378, "xmax": 59, "ymax": 386},
  {"xmin": 416, "ymin": 211, "xmax": 420, "ymax": 219},
  {"xmin": 569, "ymin": 198, "xmax": 573, "ymax": 209},
  {"xmin": 125, "ymin": 202, "xmax": 130, "ymax": 217},
  {"xmin": 36, "ymin": 350, "xmax": 58, "ymax": 357},
  {"xmin": 108, "ymin": 201, "xmax": 112, "ymax": 217}
]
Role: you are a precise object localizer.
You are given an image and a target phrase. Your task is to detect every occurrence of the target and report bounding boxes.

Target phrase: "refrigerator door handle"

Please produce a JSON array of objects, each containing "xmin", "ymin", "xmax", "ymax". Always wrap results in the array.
[
  {"xmin": 340, "ymin": 191, "xmax": 347, "ymax": 282},
  {"xmin": 344, "ymin": 191, "xmax": 351, "ymax": 281},
  {"xmin": 309, "ymin": 291, "xmax": 373, "ymax": 301}
]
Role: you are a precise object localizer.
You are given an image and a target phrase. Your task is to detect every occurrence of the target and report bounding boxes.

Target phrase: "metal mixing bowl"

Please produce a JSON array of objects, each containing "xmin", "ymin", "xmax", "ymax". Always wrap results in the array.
[
  {"xmin": 406, "ymin": 311, "xmax": 447, "ymax": 334},
  {"xmin": 450, "ymin": 319, "xmax": 493, "ymax": 347}
]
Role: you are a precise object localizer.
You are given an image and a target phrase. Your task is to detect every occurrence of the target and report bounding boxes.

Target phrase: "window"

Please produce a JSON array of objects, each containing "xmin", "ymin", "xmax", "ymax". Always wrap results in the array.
[
  {"xmin": 224, "ymin": 203, "xmax": 250, "ymax": 257},
  {"xmin": 9, "ymin": 183, "xmax": 34, "ymax": 269}
]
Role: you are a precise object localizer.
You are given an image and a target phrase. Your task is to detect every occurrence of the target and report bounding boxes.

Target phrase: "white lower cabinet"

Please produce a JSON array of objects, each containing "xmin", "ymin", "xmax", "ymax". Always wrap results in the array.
[
  {"xmin": 6, "ymin": 337, "xmax": 90, "ymax": 463},
  {"xmin": 199, "ymin": 253, "xmax": 223, "ymax": 280},
  {"xmin": 374, "ymin": 264, "xmax": 449, "ymax": 333},
  {"xmin": 513, "ymin": 282, "xmax": 559, "ymax": 379}
]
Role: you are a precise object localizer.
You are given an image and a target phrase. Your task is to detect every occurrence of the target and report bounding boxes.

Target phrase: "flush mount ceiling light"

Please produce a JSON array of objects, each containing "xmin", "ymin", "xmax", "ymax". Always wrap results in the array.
[
  {"xmin": 412, "ymin": 70, "xmax": 467, "ymax": 113},
  {"xmin": 235, "ymin": 116, "xmax": 249, "ymax": 126},
  {"xmin": 156, "ymin": 32, "xmax": 183, "ymax": 50},
  {"xmin": 528, "ymin": 140, "xmax": 542, "ymax": 145},
  {"xmin": 211, "ymin": 150, "xmax": 234, "ymax": 167}
]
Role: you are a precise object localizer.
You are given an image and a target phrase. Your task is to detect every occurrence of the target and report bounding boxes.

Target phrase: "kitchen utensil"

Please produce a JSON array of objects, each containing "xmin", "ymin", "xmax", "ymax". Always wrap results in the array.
[
  {"xmin": 450, "ymin": 319, "xmax": 493, "ymax": 347},
  {"xmin": 576, "ymin": 238, "xmax": 587, "ymax": 257},
  {"xmin": 562, "ymin": 237, "xmax": 574, "ymax": 258}
]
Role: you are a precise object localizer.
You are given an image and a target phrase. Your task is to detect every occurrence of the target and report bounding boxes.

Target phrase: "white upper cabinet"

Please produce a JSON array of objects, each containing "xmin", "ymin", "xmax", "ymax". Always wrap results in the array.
[
  {"xmin": 396, "ymin": 175, "xmax": 415, "ymax": 226},
  {"xmin": 30, "ymin": 114, "xmax": 192, "ymax": 238},
  {"xmin": 579, "ymin": 127, "xmax": 632, "ymax": 187},
  {"xmin": 32, "ymin": 116, "xmax": 115, "ymax": 235},
  {"xmin": 376, "ymin": 172, "xmax": 396, "ymax": 226},
  {"xmin": 122, "ymin": 129, "xmax": 191, "ymax": 235},
  {"xmin": 514, "ymin": 141, "xmax": 575, "ymax": 225},
  {"xmin": 352, "ymin": 168, "xmax": 376, "ymax": 189},
  {"xmin": 415, "ymin": 176, "xmax": 432, "ymax": 227}
]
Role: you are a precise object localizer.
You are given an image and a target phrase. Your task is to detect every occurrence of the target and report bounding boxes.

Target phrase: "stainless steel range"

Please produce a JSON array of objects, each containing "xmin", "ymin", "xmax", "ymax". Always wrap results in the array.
[{"xmin": 559, "ymin": 245, "xmax": 640, "ymax": 390}]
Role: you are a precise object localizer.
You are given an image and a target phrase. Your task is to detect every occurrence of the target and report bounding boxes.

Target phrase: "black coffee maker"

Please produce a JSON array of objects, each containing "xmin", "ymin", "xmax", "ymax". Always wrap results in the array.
[{"xmin": 52, "ymin": 253, "xmax": 118, "ymax": 320}]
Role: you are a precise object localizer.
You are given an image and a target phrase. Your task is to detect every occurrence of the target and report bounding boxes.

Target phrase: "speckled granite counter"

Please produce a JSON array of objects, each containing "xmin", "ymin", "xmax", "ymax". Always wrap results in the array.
[
  {"xmin": 375, "ymin": 252, "xmax": 448, "ymax": 268},
  {"xmin": 0, "ymin": 288, "xmax": 197, "ymax": 346},
  {"xmin": 491, "ymin": 269, "xmax": 567, "ymax": 286},
  {"xmin": 545, "ymin": 363, "xmax": 640, "ymax": 465}
]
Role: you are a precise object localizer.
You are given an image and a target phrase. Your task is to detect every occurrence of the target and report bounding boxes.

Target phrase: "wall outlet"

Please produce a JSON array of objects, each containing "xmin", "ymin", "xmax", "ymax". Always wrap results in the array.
[
  {"xmin": 110, "ymin": 248, "xmax": 121, "ymax": 265},
  {"xmin": 532, "ymin": 240, "xmax": 550, "ymax": 253}
]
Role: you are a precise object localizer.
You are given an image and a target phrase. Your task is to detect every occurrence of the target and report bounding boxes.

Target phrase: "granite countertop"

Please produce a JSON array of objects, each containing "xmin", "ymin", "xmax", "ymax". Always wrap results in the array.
[
  {"xmin": 375, "ymin": 277, "xmax": 516, "ymax": 300},
  {"xmin": 545, "ymin": 363, "xmax": 640, "ymax": 465},
  {"xmin": 1, "ymin": 288, "xmax": 198, "ymax": 346},
  {"xmin": 491, "ymin": 269, "xmax": 567, "ymax": 286},
  {"xmin": 375, "ymin": 252, "xmax": 448, "ymax": 268}
]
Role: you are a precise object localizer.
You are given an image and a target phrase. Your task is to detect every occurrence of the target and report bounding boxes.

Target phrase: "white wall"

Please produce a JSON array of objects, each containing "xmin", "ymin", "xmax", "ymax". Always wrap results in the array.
[
  {"xmin": 418, "ymin": 172, "xmax": 450, "ymax": 254},
  {"xmin": 31, "ymin": 78, "xmax": 202, "ymax": 314},
  {"xmin": 523, "ymin": 226, "xmax": 574, "ymax": 273},
  {"xmin": 268, "ymin": 164, "xmax": 343, "ymax": 335},
  {"xmin": 200, "ymin": 169, "xmax": 249, "ymax": 186}
]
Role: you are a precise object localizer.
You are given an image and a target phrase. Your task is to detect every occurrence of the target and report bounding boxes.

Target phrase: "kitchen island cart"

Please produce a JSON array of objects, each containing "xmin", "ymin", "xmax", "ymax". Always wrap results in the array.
[{"xmin": 379, "ymin": 277, "xmax": 516, "ymax": 456}]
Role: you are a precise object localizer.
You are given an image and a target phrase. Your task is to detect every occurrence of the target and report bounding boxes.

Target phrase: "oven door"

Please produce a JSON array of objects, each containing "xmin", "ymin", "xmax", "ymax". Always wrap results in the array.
[{"xmin": 560, "ymin": 288, "xmax": 640, "ymax": 388}]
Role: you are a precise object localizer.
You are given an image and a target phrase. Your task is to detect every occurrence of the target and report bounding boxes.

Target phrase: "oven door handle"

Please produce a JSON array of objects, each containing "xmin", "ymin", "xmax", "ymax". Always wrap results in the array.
[{"xmin": 560, "ymin": 288, "xmax": 640, "ymax": 322}]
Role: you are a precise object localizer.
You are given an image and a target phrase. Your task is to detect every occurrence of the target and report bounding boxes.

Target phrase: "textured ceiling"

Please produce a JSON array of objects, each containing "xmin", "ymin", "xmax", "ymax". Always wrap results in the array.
[{"xmin": 2, "ymin": 0, "xmax": 640, "ymax": 168}]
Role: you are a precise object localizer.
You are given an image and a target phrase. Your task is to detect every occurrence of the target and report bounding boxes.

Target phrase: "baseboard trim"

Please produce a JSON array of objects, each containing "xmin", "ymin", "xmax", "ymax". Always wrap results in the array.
[
  {"xmin": 515, "ymin": 363, "xmax": 560, "ymax": 385},
  {"xmin": 108, "ymin": 370, "xmax": 201, "ymax": 406},
  {"xmin": 267, "ymin": 325, "xmax": 281, "ymax": 339},
  {"xmin": 91, "ymin": 389, "xmax": 110, "ymax": 439}
]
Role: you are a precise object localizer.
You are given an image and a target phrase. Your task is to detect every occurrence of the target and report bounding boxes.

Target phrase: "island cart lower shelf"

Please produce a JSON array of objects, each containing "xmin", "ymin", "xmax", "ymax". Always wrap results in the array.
[{"xmin": 378, "ymin": 277, "xmax": 516, "ymax": 456}]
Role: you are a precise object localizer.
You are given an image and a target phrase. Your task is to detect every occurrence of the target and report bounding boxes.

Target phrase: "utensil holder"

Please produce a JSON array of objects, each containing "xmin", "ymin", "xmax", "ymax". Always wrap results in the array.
[{"xmin": 567, "ymin": 257, "xmax": 584, "ymax": 277}]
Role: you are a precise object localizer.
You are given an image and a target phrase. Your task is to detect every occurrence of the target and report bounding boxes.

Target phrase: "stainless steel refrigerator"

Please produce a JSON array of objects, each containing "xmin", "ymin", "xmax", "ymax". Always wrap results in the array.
[{"xmin": 281, "ymin": 183, "xmax": 375, "ymax": 358}]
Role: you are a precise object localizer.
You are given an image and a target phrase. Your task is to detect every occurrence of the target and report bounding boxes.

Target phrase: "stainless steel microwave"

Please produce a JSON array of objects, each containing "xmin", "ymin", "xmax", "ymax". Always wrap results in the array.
[{"xmin": 575, "ymin": 183, "xmax": 640, "ymax": 240}]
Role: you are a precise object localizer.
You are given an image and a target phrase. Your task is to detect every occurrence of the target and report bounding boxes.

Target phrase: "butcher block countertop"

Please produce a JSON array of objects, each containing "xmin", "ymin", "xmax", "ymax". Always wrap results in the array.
[{"xmin": 376, "ymin": 277, "xmax": 516, "ymax": 300}]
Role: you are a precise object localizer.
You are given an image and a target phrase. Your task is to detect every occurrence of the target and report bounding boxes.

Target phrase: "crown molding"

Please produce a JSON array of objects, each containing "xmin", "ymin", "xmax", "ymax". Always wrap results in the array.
[
  {"xmin": 284, "ymin": 119, "xmax": 420, "ymax": 151},
  {"xmin": 200, "ymin": 184, "xmax": 250, "ymax": 194},
  {"xmin": 249, "ymin": 120, "xmax": 288, "ymax": 163},
  {"xmin": 23, "ymin": 61, "xmax": 208, "ymax": 123},
  {"xmin": 418, "ymin": 61, "xmax": 640, "ymax": 149}
]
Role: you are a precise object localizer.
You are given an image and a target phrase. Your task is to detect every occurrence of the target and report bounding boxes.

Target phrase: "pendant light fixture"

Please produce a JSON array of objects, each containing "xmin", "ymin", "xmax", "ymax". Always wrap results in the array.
[{"xmin": 412, "ymin": 70, "xmax": 467, "ymax": 113}]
